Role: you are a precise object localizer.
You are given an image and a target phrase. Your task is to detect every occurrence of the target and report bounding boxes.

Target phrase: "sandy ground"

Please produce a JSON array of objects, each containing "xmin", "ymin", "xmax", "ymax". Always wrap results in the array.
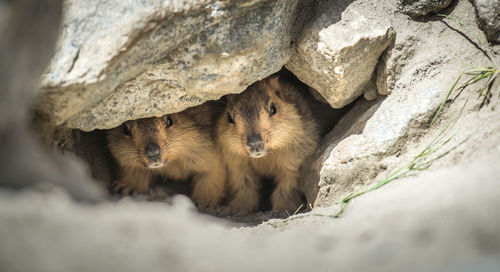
[{"xmin": 1, "ymin": 147, "xmax": 499, "ymax": 272}]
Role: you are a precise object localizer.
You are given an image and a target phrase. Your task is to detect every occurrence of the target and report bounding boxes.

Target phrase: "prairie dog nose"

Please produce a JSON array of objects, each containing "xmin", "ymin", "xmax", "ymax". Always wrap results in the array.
[
  {"xmin": 247, "ymin": 134, "xmax": 263, "ymax": 152},
  {"xmin": 145, "ymin": 142, "xmax": 161, "ymax": 162}
]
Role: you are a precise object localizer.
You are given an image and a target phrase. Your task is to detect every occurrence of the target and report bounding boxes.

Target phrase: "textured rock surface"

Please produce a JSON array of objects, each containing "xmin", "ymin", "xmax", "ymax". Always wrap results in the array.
[
  {"xmin": 315, "ymin": 80, "xmax": 444, "ymax": 206},
  {"xmin": 300, "ymin": 0, "xmax": 499, "ymax": 207},
  {"xmin": 473, "ymin": 0, "xmax": 500, "ymax": 43},
  {"xmin": 299, "ymin": 97, "xmax": 383, "ymax": 206},
  {"xmin": 395, "ymin": 0, "xmax": 454, "ymax": 17},
  {"xmin": 286, "ymin": 0, "xmax": 395, "ymax": 109},
  {"xmin": 37, "ymin": 0, "xmax": 303, "ymax": 131}
]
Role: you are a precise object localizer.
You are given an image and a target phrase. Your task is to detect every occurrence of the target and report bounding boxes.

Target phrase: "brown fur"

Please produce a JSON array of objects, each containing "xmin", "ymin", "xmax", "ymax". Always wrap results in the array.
[
  {"xmin": 216, "ymin": 76, "xmax": 320, "ymax": 215},
  {"xmin": 107, "ymin": 102, "xmax": 226, "ymax": 210}
]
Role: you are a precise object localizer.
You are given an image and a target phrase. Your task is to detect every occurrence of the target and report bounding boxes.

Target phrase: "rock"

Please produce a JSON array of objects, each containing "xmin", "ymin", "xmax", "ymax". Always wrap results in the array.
[
  {"xmin": 300, "ymin": 0, "xmax": 496, "ymax": 207},
  {"xmin": 299, "ymin": 97, "xmax": 383, "ymax": 207},
  {"xmin": 36, "ymin": 0, "xmax": 304, "ymax": 131},
  {"xmin": 286, "ymin": 1, "xmax": 395, "ymax": 109},
  {"xmin": 0, "ymin": 0, "xmax": 61, "ymax": 127},
  {"xmin": 315, "ymin": 80, "xmax": 444, "ymax": 206},
  {"xmin": 395, "ymin": 0, "xmax": 454, "ymax": 17},
  {"xmin": 2, "ymin": 152, "xmax": 500, "ymax": 271},
  {"xmin": 375, "ymin": 47, "xmax": 393, "ymax": 95},
  {"xmin": 363, "ymin": 78, "xmax": 379, "ymax": 100},
  {"xmin": 0, "ymin": 0, "xmax": 103, "ymax": 202},
  {"xmin": 472, "ymin": 0, "xmax": 500, "ymax": 43}
]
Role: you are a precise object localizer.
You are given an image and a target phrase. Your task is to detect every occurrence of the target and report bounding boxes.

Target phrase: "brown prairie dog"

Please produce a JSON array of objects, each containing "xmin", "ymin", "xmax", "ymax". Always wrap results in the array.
[
  {"xmin": 107, "ymin": 102, "xmax": 226, "ymax": 210},
  {"xmin": 216, "ymin": 76, "xmax": 320, "ymax": 215}
]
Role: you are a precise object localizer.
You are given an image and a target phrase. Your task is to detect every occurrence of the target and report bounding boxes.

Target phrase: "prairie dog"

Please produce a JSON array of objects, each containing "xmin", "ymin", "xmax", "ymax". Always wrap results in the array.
[
  {"xmin": 216, "ymin": 76, "xmax": 320, "ymax": 215},
  {"xmin": 107, "ymin": 102, "xmax": 225, "ymax": 209}
]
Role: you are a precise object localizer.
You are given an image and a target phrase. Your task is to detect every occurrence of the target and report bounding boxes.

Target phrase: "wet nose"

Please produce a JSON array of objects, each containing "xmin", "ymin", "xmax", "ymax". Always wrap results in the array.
[
  {"xmin": 145, "ymin": 142, "xmax": 161, "ymax": 162},
  {"xmin": 247, "ymin": 134, "xmax": 263, "ymax": 152}
]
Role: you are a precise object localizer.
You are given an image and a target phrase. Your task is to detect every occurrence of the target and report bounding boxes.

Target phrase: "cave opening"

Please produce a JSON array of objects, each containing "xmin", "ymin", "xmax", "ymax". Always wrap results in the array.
[{"xmin": 64, "ymin": 67, "xmax": 383, "ymax": 224}]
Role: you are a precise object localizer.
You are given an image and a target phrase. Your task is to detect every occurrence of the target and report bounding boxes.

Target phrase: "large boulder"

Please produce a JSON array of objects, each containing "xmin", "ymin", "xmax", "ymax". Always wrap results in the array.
[
  {"xmin": 286, "ymin": 0, "xmax": 395, "ymax": 109},
  {"xmin": 299, "ymin": 0, "xmax": 497, "ymax": 207},
  {"xmin": 36, "ymin": 0, "xmax": 304, "ymax": 131}
]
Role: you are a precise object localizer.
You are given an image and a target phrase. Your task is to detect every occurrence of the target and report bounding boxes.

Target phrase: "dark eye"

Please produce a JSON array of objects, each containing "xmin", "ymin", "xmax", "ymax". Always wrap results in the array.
[
  {"xmin": 165, "ymin": 115, "xmax": 173, "ymax": 128},
  {"xmin": 269, "ymin": 103, "xmax": 277, "ymax": 116},
  {"xmin": 227, "ymin": 112, "xmax": 235, "ymax": 124},
  {"xmin": 123, "ymin": 124, "xmax": 131, "ymax": 136}
]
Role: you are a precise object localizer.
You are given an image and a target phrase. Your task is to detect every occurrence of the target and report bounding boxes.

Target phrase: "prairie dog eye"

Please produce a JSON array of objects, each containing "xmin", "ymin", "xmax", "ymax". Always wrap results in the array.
[
  {"xmin": 165, "ymin": 115, "xmax": 173, "ymax": 128},
  {"xmin": 123, "ymin": 123, "xmax": 131, "ymax": 136},
  {"xmin": 227, "ymin": 112, "xmax": 235, "ymax": 124},
  {"xmin": 269, "ymin": 103, "xmax": 277, "ymax": 116}
]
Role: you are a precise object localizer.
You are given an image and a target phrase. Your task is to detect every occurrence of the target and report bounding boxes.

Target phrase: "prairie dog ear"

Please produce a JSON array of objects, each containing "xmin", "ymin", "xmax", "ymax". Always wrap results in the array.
[
  {"xmin": 267, "ymin": 75, "xmax": 281, "ymax": 91},
  {"xmin": 223, "ymin": 94, "xmax": 235, "ymax": 105}
]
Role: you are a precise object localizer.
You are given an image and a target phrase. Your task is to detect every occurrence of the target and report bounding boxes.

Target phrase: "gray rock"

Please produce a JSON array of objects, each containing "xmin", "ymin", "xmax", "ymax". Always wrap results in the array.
[
  {"xmin": 375, "ymin": 47, "xmax": 393, "ymax": 95},
  {"xmin": 301, "ymin": 0, "xmax": 497, "ymax": 207},
  {"xmin": 286, "ymin": 1, "xmax": 395, "ymax": 109},
  {"xmin": 395, "ymin": 0, "xmax": 454, "ymax": 17},
  {"xmin": 36, "ymin": 0, "xmax": 303, "ymax": 131},
  {"xmin": 315, "ymin": 79, "xmax": 444, "ymax": 206},
  {"xmin": 299, "ymin": 97, "xmax": 384, "ymax": 207},
  {"xmin": 473, "ymin": 0, "xmax": 500, "ymax": 43},
  {"xmin": 0, "ymin": 0, "xmax": 103, "ymax": 202}
]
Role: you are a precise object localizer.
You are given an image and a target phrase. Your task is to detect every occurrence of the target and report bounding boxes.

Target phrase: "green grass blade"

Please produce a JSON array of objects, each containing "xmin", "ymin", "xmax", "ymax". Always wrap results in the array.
[{"xmin": 429, "ymin": 73, "xmax": 462, "ymax": 128}]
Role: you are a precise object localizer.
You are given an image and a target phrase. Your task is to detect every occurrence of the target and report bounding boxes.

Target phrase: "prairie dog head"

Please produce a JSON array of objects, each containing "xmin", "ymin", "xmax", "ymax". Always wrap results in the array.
[
  {"xmin": 107, "ymin": 113, "xmax": 199, "ymax": 169},
  {"xmin": 220, "ymin": 77, "xmax": 304, "ymax": 158}
]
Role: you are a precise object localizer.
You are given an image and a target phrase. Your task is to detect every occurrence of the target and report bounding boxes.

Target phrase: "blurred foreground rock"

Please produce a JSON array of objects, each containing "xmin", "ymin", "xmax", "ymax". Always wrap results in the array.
[
  {"xmin": 1, "ymin": 152, "xmax": 499, "ymax": 272},
  {"xmin": 0, "ymin": 0, "xmax": 103, "ymax": 201}
]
